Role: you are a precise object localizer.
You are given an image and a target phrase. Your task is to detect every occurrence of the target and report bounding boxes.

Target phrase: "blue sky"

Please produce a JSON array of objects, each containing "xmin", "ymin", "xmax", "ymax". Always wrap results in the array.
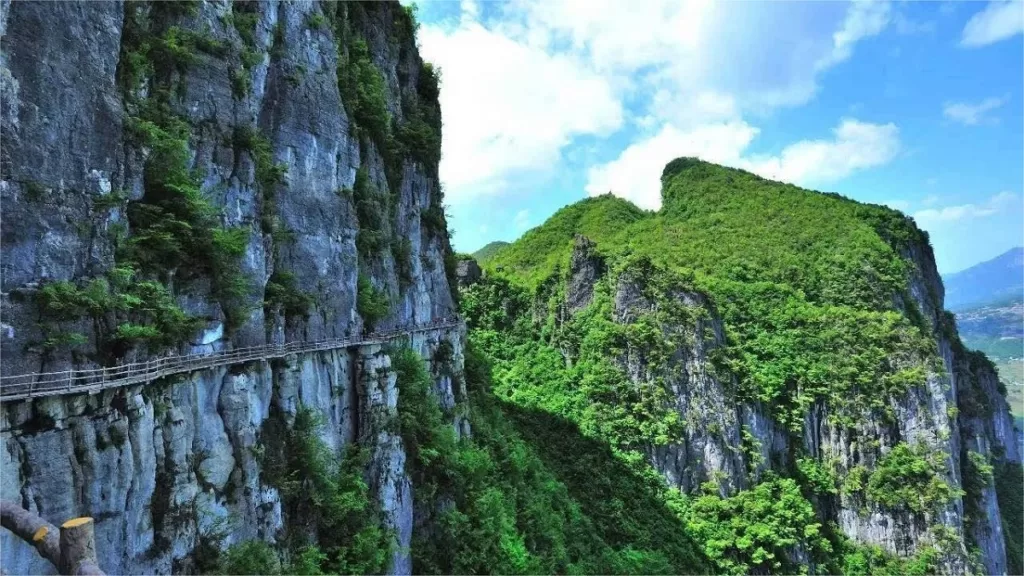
[{"xmin": 411, "ymin": 0, "xmax": 1023, "ymax": 273}]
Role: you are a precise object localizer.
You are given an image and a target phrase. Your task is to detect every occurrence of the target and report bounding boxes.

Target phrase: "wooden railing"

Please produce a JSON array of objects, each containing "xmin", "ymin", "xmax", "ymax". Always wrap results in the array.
[{"xmin": 0, "ymin": 319, "xmax": 461, "ymax": 402}]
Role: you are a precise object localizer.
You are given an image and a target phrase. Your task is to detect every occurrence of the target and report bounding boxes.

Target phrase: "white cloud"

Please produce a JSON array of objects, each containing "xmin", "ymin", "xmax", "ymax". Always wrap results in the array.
[
  {"xmin": 513, "ymin": 209, "xmax": 531, "ymax": 229},
  {"xmin": 422, "ymin": 0, "xmax": 895, "ymax": 205},
  {"xmin": 585, "ymin": 122, "xmax": 759, "ymax": 209},
  {"xmin": 745, "ymin": 119, "xmax": 900, "ymax": 184},
  {"xmin": 922, "ymin": 194, "xmax": 940, "ymax": 206},
  {"xmin": 418, "ymin": 21, "xmax": 622, "ymax": 202},
  {"xmin": 943, "ymin": 96, "xmax": 1009, "ymax": 125},
  {"xmin": 586, "ymin": 118, "xmax": 901, "ymax": 210},
  {"xmin": 817, "ymin": 0, "xmax": 892, "ymax": 70},
  {"xmin": 912, "ymin": 192, "xmax": 1019, "ymax": 227},
  {"xmin": 961, "ymin": 0, "xmax": 1024, "ymax": 47},
  {"xmin": 891, "ymin": 11, "xmax": 936, "ymax": 35}
]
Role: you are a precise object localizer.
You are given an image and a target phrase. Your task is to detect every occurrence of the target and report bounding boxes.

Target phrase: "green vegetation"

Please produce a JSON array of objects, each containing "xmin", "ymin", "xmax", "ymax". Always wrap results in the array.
[
  {"xmin": 396, "ymin": 344, "xmax": 711, "ymax": 574},
  {"xmin": 472, "ymin": 240, "xmax": 510, "ymax": 264},
  {"xmin": 457, "ymin": 158, "xmax": 1011, "ymax": 573},
  {"xmin": 124, "ymin": 113, "xmax": 253, "ymax": 331},
  {"xmin": 681, "ymin": 475, "xmax": 831, "ymax": 574},
  {"xmin": 484, "ymin": 161, "xmax": 940, "ymax": 431},
  {"xmin": 218, "ymin": 541, "xmax": 281, "ymax": 575},
  {"xmin": 357, "ymin": 274, "xmax": 390, "ymax": 330},
  {"xmin": 36, "ymin": 1, "xmax": 259, "ymax": 361},
  {"xmin": 838, "ymin": 540, "xmax": 941, "ymax": 576},
  {"xmin": 995, "ymin": 463, "xmax": 1024, "ymax": 576},
  {"xmin": 352, "ymin": 168, "xmax": 390, "ymax": 261},
  {"xmin": 259, "ymin": 407, "xmax": 393, "ymax": 575},
  {"xmin": 264, "ymin": 271, "xmax": 315, "ymax": 319},
  {"xmin": 332, "ymin": 3, "xmax": 441, "ymax": 192},
  {"xmin": 35, "ymin": 269, "xmax": 202, "ymax": 363},
  {"xmin": 231, "ymin": 125, "xmax": 287, "ymax": 233},
  {"xmin": 862, "ymin": 442, "xmax": 961, "ymax": 514}
]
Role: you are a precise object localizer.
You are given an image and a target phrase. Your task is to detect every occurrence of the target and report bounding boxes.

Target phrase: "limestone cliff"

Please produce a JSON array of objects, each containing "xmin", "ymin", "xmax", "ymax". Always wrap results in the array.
[
  {"xmin": 1, "ymin": 1, "xmax": 461, "ymax": 574},
  {"xmin": 541, "ymin": 231, "xmax": 1022, "ymax": 574}
]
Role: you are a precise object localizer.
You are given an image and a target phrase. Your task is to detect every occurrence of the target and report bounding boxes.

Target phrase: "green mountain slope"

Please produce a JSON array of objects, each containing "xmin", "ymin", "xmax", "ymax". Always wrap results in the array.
[
  {"xmin": 472, "ymin": 241, "xmax": 511, "ymax": 263},
  {"xmin": 487, "ymin": 160, "xmax": 935, "ymax": 427},
  {"xmin": 470, "ymin": 158, "xmax": 1019, "ymax": 574}
]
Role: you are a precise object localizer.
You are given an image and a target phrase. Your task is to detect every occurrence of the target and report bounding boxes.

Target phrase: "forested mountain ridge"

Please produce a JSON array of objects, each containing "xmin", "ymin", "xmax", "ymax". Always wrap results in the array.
[
  {"xmin": 1, "ymin": 0, "xmax": 1020, "ymax": 575},
  {"xmin": 466, "ymin": 157, "xmax": 1023, "ymax": 575}
]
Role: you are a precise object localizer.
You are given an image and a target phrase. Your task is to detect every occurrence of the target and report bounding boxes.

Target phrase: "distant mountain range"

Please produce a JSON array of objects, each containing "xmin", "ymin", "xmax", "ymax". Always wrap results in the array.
[
  {"xmin": 472, "ymin": 241, "xmax": 510, "ymax": 263},
  {"xmin": 942, "ymin": 247, "xmax": 1023, "ymax": 311},
  {"xmin": 946, "ymin": 247, "xmax": 1023, "ymax": 421}
]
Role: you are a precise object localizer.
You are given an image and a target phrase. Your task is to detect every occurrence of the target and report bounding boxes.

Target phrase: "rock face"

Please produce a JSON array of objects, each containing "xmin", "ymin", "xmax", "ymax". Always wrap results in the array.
[
  {"xmin": 0, "ymin": 326, "xmax": 465, "ymax": 575},
  {"xmin": 0, "ymin": 1, "xmax": 459, "ymax": 574},
  {"xmin": 1, "ymin": 0, "xmax": 454, "ymax": 374},
  {"xmin": 554, "ymin": 236, "xmax": 1021, "ymax": 573},
  {"xmin": 455, "ymin": 258, "xmax": 482, "ymax": 288},
  {"xmin": 566, "ymin": 235, "xmax": 604, "ymax": 315}
]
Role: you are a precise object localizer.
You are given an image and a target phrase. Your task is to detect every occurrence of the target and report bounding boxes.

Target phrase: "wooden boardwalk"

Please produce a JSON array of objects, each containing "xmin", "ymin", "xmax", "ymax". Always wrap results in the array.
[{"xmin": 0, "ymin": 319, "xmax": 460, "ymax": 402}]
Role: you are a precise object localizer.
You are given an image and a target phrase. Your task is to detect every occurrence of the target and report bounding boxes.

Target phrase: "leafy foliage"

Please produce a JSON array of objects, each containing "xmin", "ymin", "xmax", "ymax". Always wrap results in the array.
[
  {"xmin": 357, "ymin": 274, "xmax": 390, "ymax": 330},
  {"xmin": 401, "ymin": 344, "xmax": 711, "ymax": 574},
  {"xmin": 995, "ymin": 462, "xmax": 1024, "ymax": 576},
  {"xmin": 353, "ymin": 168, "xmax": 390, "ymax": 260},
  {"xmin": 35, "ymin": 270, "xmax": 202, "ymax": 363},
  {"xmin": 124, "ymin": 113, "xmax": 253, "ymax": 331},
  {"xmin": 259, "ymin": 407, "xmax": 392, "ymax": 575},
  {"xmin": 472, "ymin": 240, "xmax": 511, "ymax": 264},
  {"xmin": 680, "ymin": 475, "xmax": 831, "ymax": 574},
  {"xmin": 218, "ymin": 540, "xmax": 281, "ymax": 575},
  {"xmin": 264, "ymin": 271, "xmax": 315, "ymax": 319},
  {"xmin": 863, "ymin": 442, "xmax": 961, "ymax": 514},
  {"xmin": 484, "ymin": 161, "xmax": 939, "ymax": 431}
]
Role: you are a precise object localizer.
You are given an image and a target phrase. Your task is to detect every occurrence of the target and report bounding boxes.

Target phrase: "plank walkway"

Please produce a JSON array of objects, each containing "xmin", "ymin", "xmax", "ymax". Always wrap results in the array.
[{"xmin": 0, "ymin": 319, "xmax": 461, "ymax": 402}]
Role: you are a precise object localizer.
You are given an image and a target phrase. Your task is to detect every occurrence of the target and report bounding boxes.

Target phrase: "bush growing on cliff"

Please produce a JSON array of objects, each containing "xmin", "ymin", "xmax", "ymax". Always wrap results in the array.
[
  {"xmin": 995, "ymin": 462, "xmax": 1024, "ymax": 575},
  {"xmin": 264, "ymin": 271, "xmax": 315, "ymax": 319},
  {"xmin": 260, "ymin": 407, "xmax": 392, "ymax": 575},
  {"xmin": 34, "ymin": 271, "xmax": 203, "ymax": 362},
  {"xmin": 864, "ymin": 442, "xmax": 961, "ymax": 514},
  {"xmin": 357, "ymin": 274, "xmax": 390, "ymax": 330},
  {"xmin": 679, "ymin": 475, "xmax": 831, "ymax": 574},
  {"xmin": 338, "ymin": 38, "xmax": 391, "ymax": 149}
]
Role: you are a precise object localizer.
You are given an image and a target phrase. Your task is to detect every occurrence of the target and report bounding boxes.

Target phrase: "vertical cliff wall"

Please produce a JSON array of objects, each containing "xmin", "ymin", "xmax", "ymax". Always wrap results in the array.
[{"xmin": 1, "ymin": 1, "xmax": 460, "ymax": 574}]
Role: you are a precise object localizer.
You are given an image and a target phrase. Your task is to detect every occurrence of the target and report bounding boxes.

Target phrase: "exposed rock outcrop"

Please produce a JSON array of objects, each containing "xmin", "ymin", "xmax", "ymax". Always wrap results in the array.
[
  {"xmin": 0, "ymin": 1, "xmax": 460, "ymax": 574},
  {"xmin": 455, "ymin": 258, "xmax": 482, "ymax": 288},
  {"xmin": 548, "ymin": 234, "xmax": 1020, "ymax": 573}
]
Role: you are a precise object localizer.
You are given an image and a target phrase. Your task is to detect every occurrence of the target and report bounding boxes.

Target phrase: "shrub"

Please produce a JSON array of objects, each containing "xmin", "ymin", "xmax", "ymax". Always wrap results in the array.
[
  {"xmin": 866, "ymin": 443, "xmax": 961, "ymax": 513},
  {"xmin": 219, "ymin": 540, "xmax": 281, "ymax": 575},
  {"xmin": 305, "ymin": 12, "xmax": 326, "ymax": 30},
  {"xmin": 260, "ymin": 408, "xmax": 392, "ymax": 575},
  {"xmin": 230, "ymin": 68, "xmax": 251, "ymax": 98},
  {"xmin": 264, "ymin": 271, "xmax": 315, "ymax": 319},
  {"xmin": 391, "ymin": 239, "xmax": 412, "ymax": 286},
  {"xmin": 680, "ymin": 475, "xmax": 831, "ymax": 575},
  {"xmin": 357, "ymin": 274, "xmax": 390, "ymax": 330},
  {"xmin": 353, "ymin": 168, "xmax": 390, "ymax": 260}
]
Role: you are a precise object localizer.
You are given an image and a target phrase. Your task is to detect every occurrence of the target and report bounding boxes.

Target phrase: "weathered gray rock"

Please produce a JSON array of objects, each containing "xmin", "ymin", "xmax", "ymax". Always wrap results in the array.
[
  {"xmin": 0, "ymin": 325, "xmax": 464, "ymax": 575},
  {"xmin": 455, "ymin": 258, "xmax": 482, "ymax": 288},
  {"xmin": 566, "ymin": 235, "xmax": 604, "ymax": 315},
  {"xmin": 568, "ymin": 234, "xmax": 1020, "ymax": 573},
  {"xmin": 0, "ymin": 1, "xmax": 459, "ymax": 574}
]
